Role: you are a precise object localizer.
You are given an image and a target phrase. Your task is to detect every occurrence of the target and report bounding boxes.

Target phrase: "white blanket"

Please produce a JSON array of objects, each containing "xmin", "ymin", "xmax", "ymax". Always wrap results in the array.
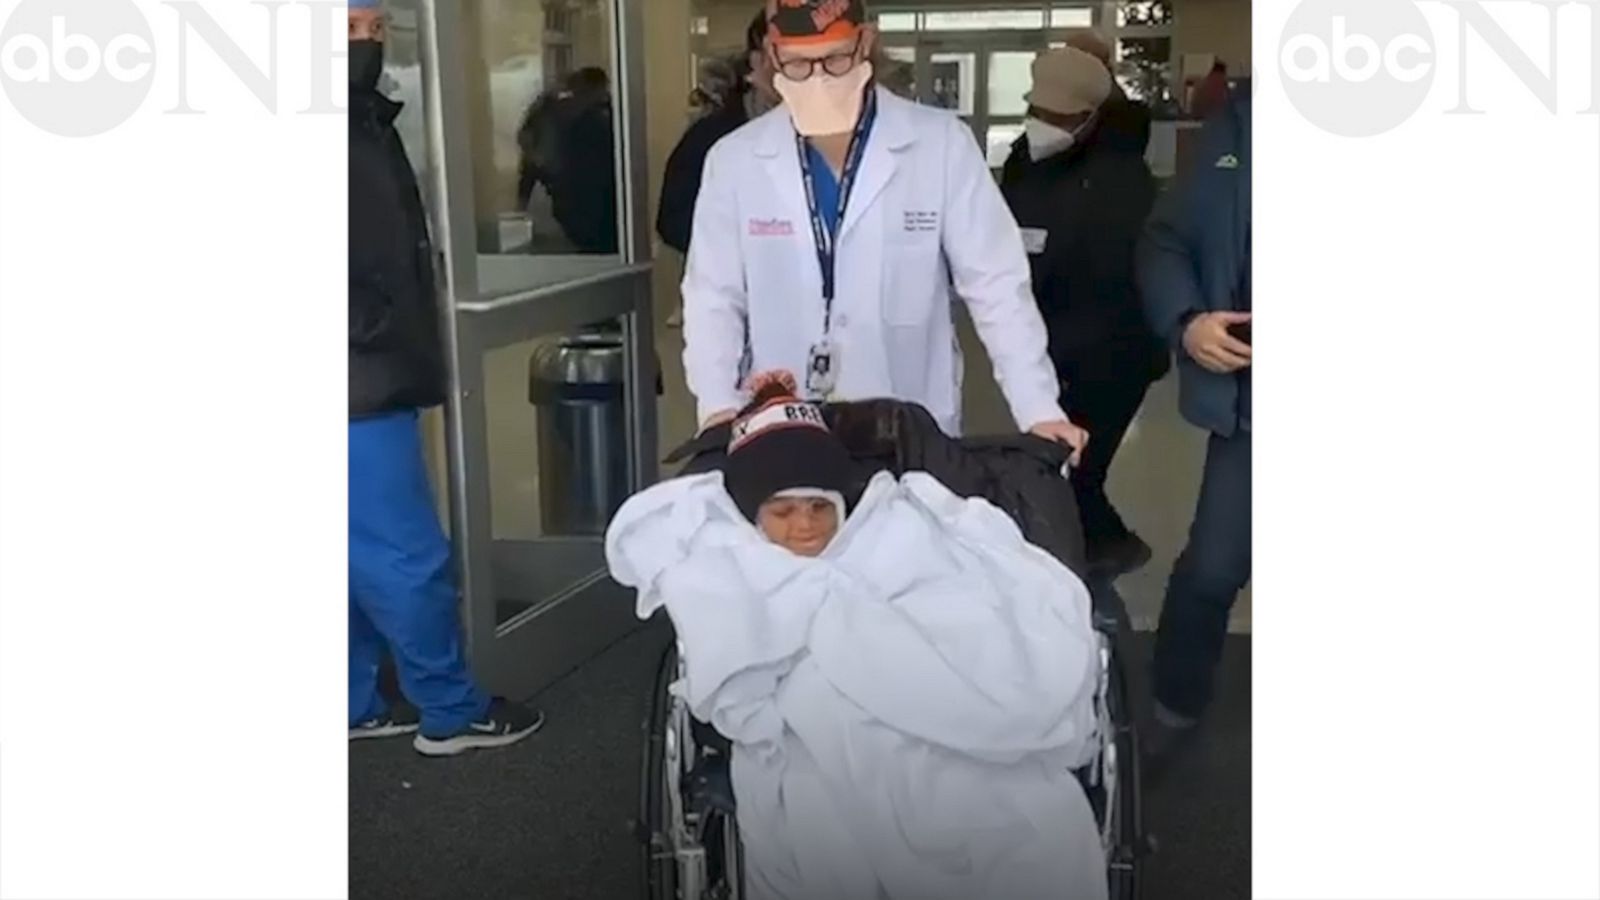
[{"xmin": 606, "ymin": 470, "xmax": 1108, "ymax": 900}]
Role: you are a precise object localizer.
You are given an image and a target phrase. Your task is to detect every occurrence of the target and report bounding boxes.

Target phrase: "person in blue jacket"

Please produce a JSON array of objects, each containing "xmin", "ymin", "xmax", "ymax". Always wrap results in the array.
[
  {"xmin": 1137, "ymin": 89, "xmax": 1251, "ymax": 754},
  {"xmin": 348, "ymin": 0, "xmax": 543, "ymax": 756}
]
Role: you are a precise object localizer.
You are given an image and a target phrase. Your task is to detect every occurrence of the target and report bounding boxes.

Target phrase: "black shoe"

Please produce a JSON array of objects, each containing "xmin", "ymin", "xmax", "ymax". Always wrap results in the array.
[
  {"xmin": 349, "ymin": 701, "xmax": 421, "ymax": 741},
  {"xmin": 688, "ymin": 750, "xmax": 737, "ymax": 814},
  {"xmin": 1141, "ymin": 701, "xmax": 1201, "ymax": 786},
  {"xmin": 1087, "ymin": 532, "xmax": 1154, "ymax": 579},
  {"xmin": 412, "ymin": 698, "xmax": 545, "ymax": 757}
]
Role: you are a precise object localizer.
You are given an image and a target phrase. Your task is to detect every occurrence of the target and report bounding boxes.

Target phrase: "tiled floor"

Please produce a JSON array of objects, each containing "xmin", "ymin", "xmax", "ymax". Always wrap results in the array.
[{"xmin": 350, "ymin": 623, "xmax": 1252, "ymax": 900}]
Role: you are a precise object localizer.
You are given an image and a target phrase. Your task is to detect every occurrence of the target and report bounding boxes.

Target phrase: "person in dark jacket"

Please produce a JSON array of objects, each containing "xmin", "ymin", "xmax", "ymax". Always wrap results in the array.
[
  {"xmin": 1000, "ymin": 47, "xmax": 1168, "ymax": 578},
  {"xmin": 515, "ymin": 87, "xmax": 560, "ymax": 213},
  {"xmin": 656, "ymin": 10, "xmax": 776, "ymax": 258},
  {"xmin": 549, "ymin": 67, "xmax": 619, "ymax": 254},
  {"xmin": 515, "ymin": 68, "xmax": 618, "ymax": 253},
  {"xmin": 1137, "ymin": 88, "xmax": 1251, "ymax": 753},
  {"xmin": 1061, "ymin": 28, "xmax": 1152, "ymax": 156},
  {"xmin": 348, "ymin": 0, "xmax": 542, "ymax": 756}
]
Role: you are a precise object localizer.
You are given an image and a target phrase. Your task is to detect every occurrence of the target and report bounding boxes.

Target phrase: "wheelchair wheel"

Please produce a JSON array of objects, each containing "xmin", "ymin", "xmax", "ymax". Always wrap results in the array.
[
  {"xmin": 647, "ymin": 635, "xmax": 1138, "ymax": 900},
  {"xmin": 639, "ymin": 641, "xmax": 745, "ymax": 900},
  {"xmin": 1103, "ymin": 640, "xmax": 1146, "ymax": 900},
  {"xmin": 640, "ymin": 641, "xmax": 680, "ymax": 899}
]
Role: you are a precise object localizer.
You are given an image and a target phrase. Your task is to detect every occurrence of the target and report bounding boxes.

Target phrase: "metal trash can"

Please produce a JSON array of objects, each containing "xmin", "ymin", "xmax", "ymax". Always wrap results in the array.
[{"xmin": 528, "ymin": 333, "xmax": 630, "ymax": 535}]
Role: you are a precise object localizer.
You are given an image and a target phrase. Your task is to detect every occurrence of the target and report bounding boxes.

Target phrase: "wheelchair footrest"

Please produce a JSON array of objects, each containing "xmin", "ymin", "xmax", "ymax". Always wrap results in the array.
[{"xmin": 688, "ymin": 751, "xmax": 738, "ymax": 815}]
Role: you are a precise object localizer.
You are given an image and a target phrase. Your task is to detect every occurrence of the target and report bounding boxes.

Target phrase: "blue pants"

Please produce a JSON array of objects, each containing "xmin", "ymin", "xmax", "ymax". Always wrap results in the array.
[
  {"xmin": 349, "ymin": 411, "xmax": 488, "ymax": 734},
  {"xmin": 1153, "ymin": 430, "xmax": 1252, "ymax": 718}
]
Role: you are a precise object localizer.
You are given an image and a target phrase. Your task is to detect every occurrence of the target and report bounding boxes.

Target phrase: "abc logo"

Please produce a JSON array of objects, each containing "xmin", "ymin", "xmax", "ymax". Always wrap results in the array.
[
  {"xmin": 1282, "ymin": 16, "xmax": 1433, "ymax": 84},
  {"xmin": 1279, "ymin": 0, "xmax": 1436, "ymax": 137},
  {"xmin": 0, "ymin": 0, "xmax": 156, "ymax": 137},
  {"xmin": 2, "ymin": 17, "xmax": 153, "ymax": 84}
]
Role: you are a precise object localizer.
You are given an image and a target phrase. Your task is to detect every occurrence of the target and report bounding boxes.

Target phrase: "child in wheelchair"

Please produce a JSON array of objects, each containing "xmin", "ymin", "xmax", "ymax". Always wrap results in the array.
[{"xmin": 607, "ymin": 372, "xmax": 1110, "ymax": 900}]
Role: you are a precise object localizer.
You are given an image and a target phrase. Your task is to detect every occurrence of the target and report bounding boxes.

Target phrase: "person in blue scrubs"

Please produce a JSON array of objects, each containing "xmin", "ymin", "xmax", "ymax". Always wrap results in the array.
[{"xmin": 348, "ymin": 0, "xmax": 542, "ymax": 757}]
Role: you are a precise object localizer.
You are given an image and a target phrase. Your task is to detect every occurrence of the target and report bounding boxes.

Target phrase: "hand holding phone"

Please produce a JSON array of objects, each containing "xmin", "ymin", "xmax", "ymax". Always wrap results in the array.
[{"xmin": 1182, "ymin": 312, "xmax": 1252, "ymax": 374}]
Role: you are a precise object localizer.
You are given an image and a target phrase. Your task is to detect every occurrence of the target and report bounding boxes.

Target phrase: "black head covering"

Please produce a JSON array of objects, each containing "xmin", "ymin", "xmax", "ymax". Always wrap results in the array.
[{"xmin": 722, "ymin": 372, "xmax": 857, "ymax": 523}]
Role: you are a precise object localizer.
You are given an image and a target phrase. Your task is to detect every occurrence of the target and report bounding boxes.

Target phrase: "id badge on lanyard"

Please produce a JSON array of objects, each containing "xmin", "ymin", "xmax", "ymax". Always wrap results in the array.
[
  {"xmin": 797, "ymin": 89, "xmax": 875, "ymax": 401},
  {"xmin": 806, "ymin": 339, "xmax": 837, "ymax": 397}
]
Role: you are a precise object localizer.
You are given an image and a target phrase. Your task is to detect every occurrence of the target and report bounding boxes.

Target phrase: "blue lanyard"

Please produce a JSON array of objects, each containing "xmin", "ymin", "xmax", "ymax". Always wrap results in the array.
[{"xmin": 796, "ymin": 88, "xmax": 876, "ymax": 334}]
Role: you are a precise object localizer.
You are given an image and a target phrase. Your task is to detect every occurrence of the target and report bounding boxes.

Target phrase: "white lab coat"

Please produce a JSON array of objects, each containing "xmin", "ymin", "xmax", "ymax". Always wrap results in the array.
[
  {"xmin": 682, "ymin": 87, "xmax": 1066, "ymax": 435},
  {"xmin": 606, "ymin": 470, "xmax": 1107, "ymax": 900}
]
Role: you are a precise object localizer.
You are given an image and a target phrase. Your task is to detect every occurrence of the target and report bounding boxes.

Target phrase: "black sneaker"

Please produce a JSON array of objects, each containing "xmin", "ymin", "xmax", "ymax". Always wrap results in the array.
[
  {"xmin": 412, "ymin": 698, "xmax": 545, "ymax": 757},
  {"xmin": 349, "ymin": 701, "xmax": 421, "ymax": 741},
  {"xmin": 1141, "ymin": 701, "xmax": 1201, "ymax": 787},
  {"xmin": 1087, "ymin": 532, "xmax": 1154, "ymax": 579}
]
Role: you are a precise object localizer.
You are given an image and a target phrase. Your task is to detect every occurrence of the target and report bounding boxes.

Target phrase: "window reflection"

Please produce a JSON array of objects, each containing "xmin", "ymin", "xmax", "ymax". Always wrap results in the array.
[
  {"xmin": 1049, "ymin": 7, "xmax": 1095, "ymax": 28},
  {"xmin": 928, "ymin": 52, "xmax": 975, "ymax": 115},
  {"xmin": 514, "ymin": 66, "xmax": 617, "ymax": 255},
  {"xmin": 986, "ymin": 122, "xmax": 1025, "ymax": 169},
  {"xmin": 379, "ymin": 0, "xmax": 428, "ymax": 187},
  {"xmin": 876, "ymin": 12, "xmax": 918, "ymax": 32},
  {"xmin": 464, "ymin": 0, "xmax": 621, "ymax": 263},
  {"xmin": 1116, "ymin": 36, "xmax": 1178, "ymax": 118},
  {"xmin": 923, "ymin": 10, "xmax": 1045, "ymax": 31},
  {"xmin": 1117, "ymin": 0, "xmax": 1173, "ymax": 27},
  {"xmin": 987, "ymin": 50, "xmax": 1036, "ymax": 118}
]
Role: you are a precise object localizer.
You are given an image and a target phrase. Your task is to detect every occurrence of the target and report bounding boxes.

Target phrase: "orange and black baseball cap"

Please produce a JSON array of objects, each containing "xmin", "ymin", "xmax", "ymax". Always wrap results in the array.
[{"xmin": 765, "ymin": 0, "xmax": 867, "ymax": 47}]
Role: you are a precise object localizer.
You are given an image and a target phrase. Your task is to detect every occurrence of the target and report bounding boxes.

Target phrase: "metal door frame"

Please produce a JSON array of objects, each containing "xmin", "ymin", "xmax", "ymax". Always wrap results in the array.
[{"xmin": 416, "ymin": 0, "xmax": 657, "ymax": 699}]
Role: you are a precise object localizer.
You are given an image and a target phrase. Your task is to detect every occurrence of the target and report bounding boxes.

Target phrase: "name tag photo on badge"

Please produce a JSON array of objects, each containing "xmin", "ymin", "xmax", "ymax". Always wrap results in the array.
[
  {"xmin": 806, "ymin": 342, "xmax": 837, "ymax": 397},
  {"xmin": 1020, "ymin": 228, "xmax": 1049, "ymax": 255}
]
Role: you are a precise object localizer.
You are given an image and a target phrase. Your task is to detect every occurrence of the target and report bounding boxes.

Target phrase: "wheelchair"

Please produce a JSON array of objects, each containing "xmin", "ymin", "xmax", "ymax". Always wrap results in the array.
[{"xmin": 634, "ymin": 400, "xmax": 1149, "ymax": 900}]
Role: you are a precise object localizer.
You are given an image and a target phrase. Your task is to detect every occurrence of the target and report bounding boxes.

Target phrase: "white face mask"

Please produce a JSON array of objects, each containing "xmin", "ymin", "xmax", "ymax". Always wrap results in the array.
[
  {"xmin": 774, "ymin": 61, "xmax": 874, "ymax": 137},
  {"xmin": 1025, "ymin": 117, "xmax": 1076, "ymax": 162}
]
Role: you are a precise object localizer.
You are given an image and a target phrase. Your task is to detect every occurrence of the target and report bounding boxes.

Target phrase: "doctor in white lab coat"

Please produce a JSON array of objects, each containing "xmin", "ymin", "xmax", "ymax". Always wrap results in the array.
[{"xmin": 682, "ymin": 0, "xmax": 1089, "ymax": 455}]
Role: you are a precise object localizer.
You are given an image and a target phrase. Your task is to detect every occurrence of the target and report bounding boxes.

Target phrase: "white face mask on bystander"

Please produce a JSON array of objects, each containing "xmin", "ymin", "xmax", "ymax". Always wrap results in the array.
[{"xmin": 1024, "ymin": 117, "xmax": 1077, "ymax": 161}]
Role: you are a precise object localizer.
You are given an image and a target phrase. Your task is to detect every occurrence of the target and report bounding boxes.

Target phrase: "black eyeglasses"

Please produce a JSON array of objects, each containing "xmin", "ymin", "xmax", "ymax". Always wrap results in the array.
[{"xmin": 771, "ymin": 39, "xmax": 863, "ymax": 81}]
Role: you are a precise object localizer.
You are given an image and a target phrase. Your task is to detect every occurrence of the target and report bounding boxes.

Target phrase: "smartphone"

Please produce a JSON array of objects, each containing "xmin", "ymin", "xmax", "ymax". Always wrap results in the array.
[{"xmin": 1227, "ymin": 321, "xmax": 1252, "ymax": 346}]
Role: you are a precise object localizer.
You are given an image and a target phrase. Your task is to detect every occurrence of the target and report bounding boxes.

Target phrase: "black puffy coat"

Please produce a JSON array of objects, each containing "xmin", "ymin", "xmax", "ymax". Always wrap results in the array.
[
  {"xmin": 1000, "ymin": 112, "xmax": 1168, "ymax": 386},
  {"xmin": 349, "ymin": 88, "xmax": 445, "ymax": 417},
  {"xmin": 1100, "ymin": 89, "xmax": 1153, "ymax": 157},
  {"xmin": 656, "ymin": 99, "xmax": 750, "ymax": 255},
  {"xmin": 664, "ymin": 399, "xmax": 1088, "ymax": 578}
]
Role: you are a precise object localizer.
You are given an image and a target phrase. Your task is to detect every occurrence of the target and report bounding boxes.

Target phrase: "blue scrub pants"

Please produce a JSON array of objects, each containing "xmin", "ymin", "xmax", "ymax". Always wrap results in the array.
[{"xmin": 349, "ymin": 411, "xmax": 489, "ymax": 734}]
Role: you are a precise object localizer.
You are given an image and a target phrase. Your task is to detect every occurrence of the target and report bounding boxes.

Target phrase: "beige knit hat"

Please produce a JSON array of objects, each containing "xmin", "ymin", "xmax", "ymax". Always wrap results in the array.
[
  {"xmin": 1024, "ymin": 47, "xmax": 1112, "ymax": 116},
  {"xmin": 1060, "ymin": 28, "xmax": 1113, "ymax": 67}
]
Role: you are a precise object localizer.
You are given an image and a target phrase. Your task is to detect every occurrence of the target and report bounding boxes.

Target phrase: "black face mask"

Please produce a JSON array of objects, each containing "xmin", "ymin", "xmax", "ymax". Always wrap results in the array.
[{"xmin": 349, "ymin": 39, "xmax": 384, "ymax": 92}]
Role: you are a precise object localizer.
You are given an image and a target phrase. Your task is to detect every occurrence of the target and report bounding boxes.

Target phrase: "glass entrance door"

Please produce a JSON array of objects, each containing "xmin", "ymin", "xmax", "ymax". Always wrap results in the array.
[
  {"xmin": 406, "ymin": 0, "xmax": 655, "ymax": 700},
  {"xmin": 909, "ymin": 35, "xmax": 1047, "ymax": 170}
]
